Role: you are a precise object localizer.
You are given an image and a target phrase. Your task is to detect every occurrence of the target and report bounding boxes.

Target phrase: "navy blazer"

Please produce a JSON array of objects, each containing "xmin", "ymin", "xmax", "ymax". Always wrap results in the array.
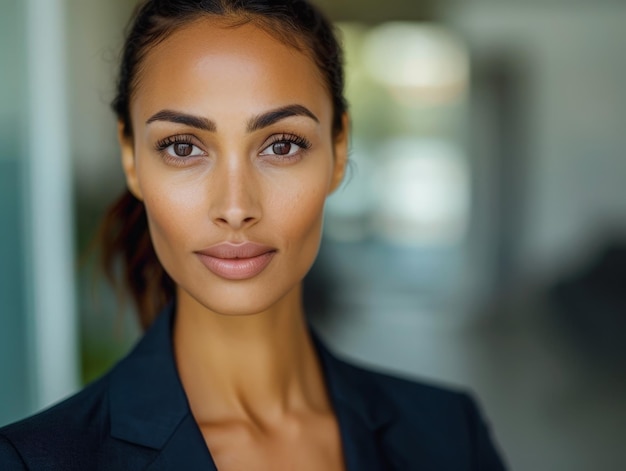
[{"xmin": 0, "ymin": 305, "xmax": 507, "ymax": 470}]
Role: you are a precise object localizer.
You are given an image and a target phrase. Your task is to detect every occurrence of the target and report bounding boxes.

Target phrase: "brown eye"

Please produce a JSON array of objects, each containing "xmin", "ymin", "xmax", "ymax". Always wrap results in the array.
[
  {"xmin": 259, "ymin": 133, "xmax": 310, "ymax": 160},
  {"xmin": 272, "ymin": 142, "xmax": 292, "ymax": 155},
  {"xmin": 174, "ymin": 143, "xmax": 193, "ymax": 157},
  {"xmin": 157, "ymin": 136, "xmax": 205, "ymax": 161}
]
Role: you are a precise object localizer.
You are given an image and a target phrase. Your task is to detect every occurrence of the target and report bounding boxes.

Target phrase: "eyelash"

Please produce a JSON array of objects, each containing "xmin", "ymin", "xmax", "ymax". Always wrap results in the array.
[
  {"xmin": 155, "ymin": 134, "xmax": 192, "ymax": 150},
  {"xmin": 153, "ymin": 132, "xmax": 312, "ymax": 165},
  {"xmin": 266, "ymin": 133, "xmax": 310, "ymax": 149}
]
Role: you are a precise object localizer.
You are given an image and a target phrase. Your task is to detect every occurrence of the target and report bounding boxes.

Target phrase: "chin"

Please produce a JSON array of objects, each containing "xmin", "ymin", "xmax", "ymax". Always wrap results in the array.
[
  {"xmin": 180, "ymin": 282, "xmax": 301, "ymax": 318},
  {"xmin": 203, "ymin": 304, "xmax": 269, "ymax": 317}
]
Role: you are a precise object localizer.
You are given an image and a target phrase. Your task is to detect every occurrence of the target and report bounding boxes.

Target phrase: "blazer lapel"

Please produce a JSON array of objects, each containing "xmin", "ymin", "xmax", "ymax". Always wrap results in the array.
[
  {"xmin": 144, "ymin": 414, "xmax": 217, "ymax": 471},
  {"xmin": 313, "ymin": 334, "xmax": 396, "ymax": 471},
  {"xmin": 108, "ymin": 303, "xmax": 217, "ymax": 470}
]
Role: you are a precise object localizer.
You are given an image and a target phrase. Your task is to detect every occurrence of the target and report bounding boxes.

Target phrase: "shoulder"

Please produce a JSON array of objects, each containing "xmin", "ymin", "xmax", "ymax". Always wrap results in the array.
[
  {"xmin": 0, "ymin": 434, "xmax": 27, "ymax": 470},
  {"xmin": 332, "ymin": 353, "xmax": 473, "ymax": 414},
  {"xmin": 330, "ymin": 355, "xmax": 508, "ymax": 470},
  {"xmin": 361, "ymin": 363, "xmax": 498, "ymax": 447},
  {"xmin": 0, "ymin": 375, "xmax": 111, "ymax": 470}
]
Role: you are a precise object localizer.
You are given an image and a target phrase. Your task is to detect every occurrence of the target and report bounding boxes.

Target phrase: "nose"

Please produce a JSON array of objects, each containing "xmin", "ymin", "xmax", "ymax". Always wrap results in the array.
[{"xmin": 209, "ymin": 158, "xmax": 261, "ymax": 230}]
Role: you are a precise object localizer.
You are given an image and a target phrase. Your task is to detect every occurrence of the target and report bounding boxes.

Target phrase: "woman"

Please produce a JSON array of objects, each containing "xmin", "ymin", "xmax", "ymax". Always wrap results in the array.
[{"xmin": 0, "ymin": 1, "xmax": 507, "ymax": 469}]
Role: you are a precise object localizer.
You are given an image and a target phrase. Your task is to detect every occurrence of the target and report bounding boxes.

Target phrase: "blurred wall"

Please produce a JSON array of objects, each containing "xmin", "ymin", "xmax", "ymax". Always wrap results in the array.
[
  {"xmin": 447, "ymin": 2, "xmax": 626, "ymax": 286},
  {"xmin": 0, "ymin": 0, "xmax": 79, "ymax": 425},
  {"xmin": 0, "ymin": 0, "xmax": 33, "ymax": 426},
  {"xmin": 67, "ymin": 0, "xmax": 136, "ymax": 205}
]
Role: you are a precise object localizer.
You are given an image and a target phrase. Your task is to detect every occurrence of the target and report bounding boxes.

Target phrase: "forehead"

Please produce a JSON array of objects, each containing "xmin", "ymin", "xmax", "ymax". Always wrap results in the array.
[{"xmin": 131, "ymin": 18, "xmax": 331, "ymax": 126}]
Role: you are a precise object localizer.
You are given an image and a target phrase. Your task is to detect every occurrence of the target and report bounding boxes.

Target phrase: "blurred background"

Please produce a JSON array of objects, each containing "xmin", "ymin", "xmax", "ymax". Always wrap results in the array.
[{"xmin": 1, "ymin": 0, "xmax": 625, "ymax": 469}]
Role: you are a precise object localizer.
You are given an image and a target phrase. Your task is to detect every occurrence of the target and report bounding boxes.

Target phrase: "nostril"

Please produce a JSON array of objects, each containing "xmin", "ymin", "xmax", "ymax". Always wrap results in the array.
[{"xmin": 213, "ymin": 215, "xmax": 257, "ymax": 228}]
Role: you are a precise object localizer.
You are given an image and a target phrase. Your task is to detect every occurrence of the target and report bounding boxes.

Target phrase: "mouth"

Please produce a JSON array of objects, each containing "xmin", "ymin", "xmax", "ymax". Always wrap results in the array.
[{"xmin": 195, "ymin": 242, "xmax": 277, "ymax": 280}]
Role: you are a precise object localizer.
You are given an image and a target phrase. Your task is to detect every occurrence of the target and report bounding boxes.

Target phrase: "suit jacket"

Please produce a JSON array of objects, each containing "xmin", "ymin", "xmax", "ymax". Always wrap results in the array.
[{"xmin": 0, "ymin": 304, "xmax": 507, "ymax": 470}]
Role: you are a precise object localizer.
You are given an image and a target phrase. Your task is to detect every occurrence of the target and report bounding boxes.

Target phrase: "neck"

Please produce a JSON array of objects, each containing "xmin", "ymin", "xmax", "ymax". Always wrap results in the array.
[{"xmin": 173, "ymin": 284, "xmax": 329, "ymax": 426}]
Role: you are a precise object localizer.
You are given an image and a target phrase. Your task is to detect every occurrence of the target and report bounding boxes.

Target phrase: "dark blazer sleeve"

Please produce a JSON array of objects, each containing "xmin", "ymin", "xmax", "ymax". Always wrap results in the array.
[
  {"xmin": 0, "ymin": 434, "xmax": 28, "ymax": 470},
  {"xmin": 461, "ymin": 393, "xmax": 507, "ymax": 470}
]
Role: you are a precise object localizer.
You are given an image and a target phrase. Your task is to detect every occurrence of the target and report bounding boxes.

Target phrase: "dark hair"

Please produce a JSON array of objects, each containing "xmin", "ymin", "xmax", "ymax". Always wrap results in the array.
[{"xmin": 101, "ymin": 0, "xmax": 347, "ymax": 330}]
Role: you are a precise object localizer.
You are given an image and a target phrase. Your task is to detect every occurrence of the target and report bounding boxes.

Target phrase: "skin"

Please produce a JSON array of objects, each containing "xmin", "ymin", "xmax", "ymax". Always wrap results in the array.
[{"xmin": 119, "ymin": 17, "xmax": 348, "ymax": 471}]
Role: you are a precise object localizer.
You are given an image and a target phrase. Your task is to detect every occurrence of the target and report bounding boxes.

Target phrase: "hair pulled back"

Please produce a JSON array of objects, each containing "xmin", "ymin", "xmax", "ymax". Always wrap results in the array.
[{"xmin": 101, "ymin": 0, "xmax": 347, "ymax": 330}]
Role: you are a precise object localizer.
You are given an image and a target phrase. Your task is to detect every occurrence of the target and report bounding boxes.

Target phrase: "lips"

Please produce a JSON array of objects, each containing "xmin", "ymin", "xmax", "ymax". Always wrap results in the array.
[{"xmin": 195, "ymin": 242, "xmax": 276, "ymax": 280}]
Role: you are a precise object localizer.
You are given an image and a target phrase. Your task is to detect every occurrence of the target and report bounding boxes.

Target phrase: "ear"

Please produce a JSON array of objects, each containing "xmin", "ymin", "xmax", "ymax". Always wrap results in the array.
[
  {"xmin": 118, "ymin": 121, "xmax": 143, "ymax": 200},
  {"xmin": 328, "ymin": 113, "xmax": 350, "ymax": 195}
]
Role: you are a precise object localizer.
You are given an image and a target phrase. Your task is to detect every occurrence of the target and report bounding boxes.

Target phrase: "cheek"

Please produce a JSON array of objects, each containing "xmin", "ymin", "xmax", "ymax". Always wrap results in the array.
[
  {"xmin": 275, "ymin": 177, "xmax": 329, "ymax": 249},
  {"xmin": 138, "ymin": 169, "xmax": 208, "ymax": 261},
  {"xmin": 143, "ymin": 198, "xmax": 189, "ymax": 275}
]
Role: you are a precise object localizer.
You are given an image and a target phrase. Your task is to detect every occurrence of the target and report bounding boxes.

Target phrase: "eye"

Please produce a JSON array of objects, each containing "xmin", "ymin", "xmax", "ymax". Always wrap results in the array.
[
  {"xmin": 170, "ymin": 143, "xmax": 192, "ymax": 157},
  {"xmin": 155, "ymin": 135, "xmax": 206, "ymax": 161},
  {"xmin": 265, "ymin": 141, "xmax": 297, "ymax": 156},
  {"xmin": 164, "ymin": 142, "xmax": 204, "ymax": 158},
  {"xmin": 260, "ymin": 133, "xmax": 311, "ymax": 160}
]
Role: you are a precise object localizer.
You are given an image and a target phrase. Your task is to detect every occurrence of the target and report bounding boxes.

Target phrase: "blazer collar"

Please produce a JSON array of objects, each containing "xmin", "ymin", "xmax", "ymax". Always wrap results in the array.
[
  {"xmin": 109, "ymin": 303, "xmax": 189, "ymax": 449},
  {"xmin": 109, "ymin": 303, "xmax": 218, "ymax": 470},
  {"xmin": 108, "ymin": 304, "xmax": 395, "ymax": 470}
]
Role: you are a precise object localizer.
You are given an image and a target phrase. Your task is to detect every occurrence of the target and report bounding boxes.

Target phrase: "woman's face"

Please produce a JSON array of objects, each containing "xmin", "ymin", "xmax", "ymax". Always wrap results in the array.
[{"xmin": 120, "ymin": 19, "xmax": 347, "ymax": 316}]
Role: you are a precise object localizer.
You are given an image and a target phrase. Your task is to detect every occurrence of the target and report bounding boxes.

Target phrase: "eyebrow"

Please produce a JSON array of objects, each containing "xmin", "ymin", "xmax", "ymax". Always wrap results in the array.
[
  {"xmin": 145, "ymin": 104, "xmax": 319, "ymax": 133},
  {"xmin": 246, "ymin": 104, "xmax": 319, "ymax": 132},
  {"xmin": 146, "ymin": 110, "xmax": 216, "ymax": 131}
]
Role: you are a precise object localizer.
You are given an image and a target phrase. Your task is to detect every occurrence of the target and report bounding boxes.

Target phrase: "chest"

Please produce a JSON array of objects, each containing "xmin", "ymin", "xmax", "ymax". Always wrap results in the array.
[{"xmin": 199, "ymin": 415, "xmax": 346, "ymax": 471}]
